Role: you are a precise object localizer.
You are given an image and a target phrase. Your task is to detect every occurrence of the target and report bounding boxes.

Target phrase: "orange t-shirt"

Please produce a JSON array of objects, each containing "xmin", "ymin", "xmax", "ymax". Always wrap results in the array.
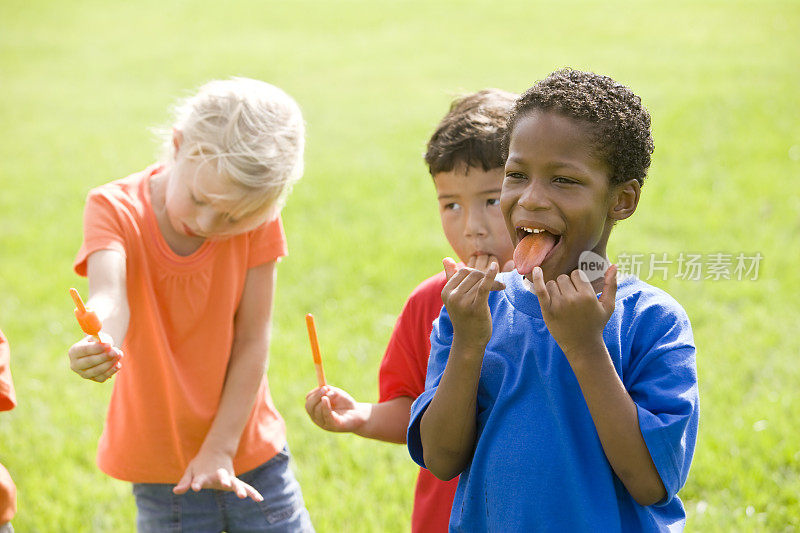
[
  {"xmin": 0, "ymin": 330, "xmax": 15, "ymax": 413},
  {"xmin": 73, "ymin": 166, "xmax": 288, "ymax": 483},
  {"xmin": 1, "ymin": 329, "xmax": 17, "ymax": 523}
]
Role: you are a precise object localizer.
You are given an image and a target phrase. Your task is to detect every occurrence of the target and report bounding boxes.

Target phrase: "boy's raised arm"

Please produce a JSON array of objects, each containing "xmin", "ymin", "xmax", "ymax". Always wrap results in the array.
[
  {"xmin": 420, "ymin": 260, "xmax": 500, "ymax": 480},
  {"xmin": 531, "ymin": 265, "xmax": 666, "ymax": 506}
]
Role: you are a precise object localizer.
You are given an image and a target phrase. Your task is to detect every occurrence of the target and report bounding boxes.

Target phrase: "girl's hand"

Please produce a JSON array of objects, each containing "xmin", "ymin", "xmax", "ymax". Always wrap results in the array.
[
  {"xmin": 531, "ymin": 264, "xmax": 618, "ymax": 359},
  {"xmin": 304, "ymin": 385, "xmax": 369, "ymax": 433},
  {"xmin": 173, "ymin": 449, "xmax": 263, "ymax": 502},
  {"xmin": 441, "ymin": 257, "xmax": 504, "ymax": 349},
  {"xmin": 68, "ymin": 332, "xmax": 123, "ymax": 382}
]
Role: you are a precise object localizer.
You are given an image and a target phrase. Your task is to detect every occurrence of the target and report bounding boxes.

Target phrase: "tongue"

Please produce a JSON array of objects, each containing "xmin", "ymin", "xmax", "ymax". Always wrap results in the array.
[{"xmin": 513, "ymin": 232, "xmax": 557, "ymax": 275}]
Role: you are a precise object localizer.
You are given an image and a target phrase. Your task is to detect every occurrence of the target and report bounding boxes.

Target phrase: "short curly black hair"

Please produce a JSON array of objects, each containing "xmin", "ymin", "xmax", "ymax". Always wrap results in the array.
[
  {"xmin": 425, "ymin": 88, "xmax": 518, "ymax": 175},
  {"xmin": 502, "ymin": 69, "xmax": 654, "ymax": 187}
]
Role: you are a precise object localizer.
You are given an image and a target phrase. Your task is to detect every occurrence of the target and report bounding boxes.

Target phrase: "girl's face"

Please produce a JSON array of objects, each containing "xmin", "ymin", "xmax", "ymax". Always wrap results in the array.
[
  {"xmin": 501, "ymin": 111, "xmax": 621, "ymax": 283},
  {"xmin": 164, "ymin": 157, "xmax": 267, "ymax": 240}
]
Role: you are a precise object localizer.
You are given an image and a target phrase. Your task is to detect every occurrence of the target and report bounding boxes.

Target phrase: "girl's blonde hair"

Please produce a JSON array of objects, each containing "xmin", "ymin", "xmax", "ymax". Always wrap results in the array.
[{"xmin": 161, "ymin": 77, "xmax": 305, "ymax": 219}]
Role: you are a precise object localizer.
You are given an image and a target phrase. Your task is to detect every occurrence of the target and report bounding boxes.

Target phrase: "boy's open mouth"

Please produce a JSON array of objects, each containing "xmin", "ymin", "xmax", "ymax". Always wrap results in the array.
[{"xmin": 513, "ymin": 226, "xmax": 560, "ymax": 275}]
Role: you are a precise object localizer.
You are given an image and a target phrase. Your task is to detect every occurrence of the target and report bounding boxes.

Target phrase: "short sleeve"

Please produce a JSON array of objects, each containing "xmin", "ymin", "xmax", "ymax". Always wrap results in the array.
[
  {"xmin": 624, "ymin": 298, "xmax": 699, "ymax": 506},
  {"xmin": 73, "ymin": 190, "xmax": 127, "ymax": 277},
  {"xmin": 247, "ymin": 216, "xmax": 287, "ymax": 268},
  {"xmin": 407, "ymin": 306, "xmax": 454, "ymax": 469},
  {"xmin": 0, "ymin": 329, "xmax": 16, "ymax": 412},
  {"xmin": 378, "ymin": 298, "xmax": 430, "ymax": 403}
]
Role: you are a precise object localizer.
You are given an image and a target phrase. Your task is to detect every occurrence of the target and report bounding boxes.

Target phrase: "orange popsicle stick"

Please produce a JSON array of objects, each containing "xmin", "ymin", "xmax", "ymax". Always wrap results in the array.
[
  {"xmin": 70, "ymin": 288, "xmax": 102, "ymax": 340},
  {"xmin": 305, "ymin": 314, "xmax": 327, "ymax": 387}
]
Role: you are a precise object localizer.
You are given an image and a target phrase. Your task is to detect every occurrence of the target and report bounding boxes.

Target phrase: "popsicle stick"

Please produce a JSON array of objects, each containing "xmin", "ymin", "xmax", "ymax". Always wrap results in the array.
[{"xmin": 305, "ymin": 313, "xmax": 327, "ymax": 387}]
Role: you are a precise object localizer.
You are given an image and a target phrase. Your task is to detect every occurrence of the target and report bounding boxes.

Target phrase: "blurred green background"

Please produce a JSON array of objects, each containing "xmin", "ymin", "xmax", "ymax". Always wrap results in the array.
[{"xmin": 1, "ymin": 0, "xmax": 798, "ymax": 530}]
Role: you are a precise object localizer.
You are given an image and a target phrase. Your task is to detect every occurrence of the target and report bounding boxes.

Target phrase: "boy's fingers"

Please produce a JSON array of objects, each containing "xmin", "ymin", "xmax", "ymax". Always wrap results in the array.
[
  {"xmin": 321, "ymin": 395, "xmax": 336, "ymax": 426},
  {"xmin": 531, "ymin": 267, "xmax": 551, "ymax": 308},
  {"xmin": 476, "ymin": 262, "xmax": 499, "ymax": 299},
  {"xmin": 466, "ymin": 255, "xmax": 477, "ymax": 269},
  {"xmin": 571, "ymin": 269, "xmax": 596, "ymax": 296},
  {"xmin": 443, "ymin": 257, "xmax": 459, "ymax": 281},
  {"xmin": 599, "ymin": 264, "xmax": 618, "ymax": 315},
  {"xmin": 555, "ymin": 274, "xmax": 577, "ymax": 296},
  {"xmin": 442, "ymin": 265, "xmax": 470, "ymax": 294},
  {"xmin": 545, "ymin": 279, "xmax": 561, "ymax": 303},
  {"xmin": 502, "ymin": 259, "xmax": 515, "ymax": 273}
]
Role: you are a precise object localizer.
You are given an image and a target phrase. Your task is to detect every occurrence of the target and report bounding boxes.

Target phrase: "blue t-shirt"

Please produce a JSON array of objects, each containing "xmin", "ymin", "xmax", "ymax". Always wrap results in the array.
[{"xmin": 407, "ymin": 272, "xmax": 699, "ymax": 532}]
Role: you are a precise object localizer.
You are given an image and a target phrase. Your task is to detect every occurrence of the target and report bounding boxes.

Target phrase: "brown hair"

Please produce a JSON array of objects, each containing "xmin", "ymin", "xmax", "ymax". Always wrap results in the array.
[{"xmin": 425, "ymin": 88, "xmax": 518, "ymax": 175}]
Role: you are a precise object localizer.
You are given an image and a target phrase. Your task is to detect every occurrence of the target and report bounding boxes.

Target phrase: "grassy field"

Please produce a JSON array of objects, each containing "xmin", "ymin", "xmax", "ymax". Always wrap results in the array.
[{"xmin": 1, "ymin": 0, "xmax": 799, "ymax": 530}]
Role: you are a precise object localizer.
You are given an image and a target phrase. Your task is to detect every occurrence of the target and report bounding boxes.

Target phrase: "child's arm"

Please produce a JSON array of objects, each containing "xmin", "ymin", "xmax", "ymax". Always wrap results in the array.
[
  {"xmin": 67, "ymin": 250, "xmax": 128, "ymax": 382},
  {"xmin": 419, "ymin": 259, "xmax": 501, "ymax": 480},
  {"xmin": 531, "ymin": 265, "xmax": 666, "ymax": 506},
  {"xmin": 305, "ymin": 386, "xmax": 413, "ymax": 443},
  {"xmin": 173, "ymin": 261, "xmax": 278, "ymax": 502}
]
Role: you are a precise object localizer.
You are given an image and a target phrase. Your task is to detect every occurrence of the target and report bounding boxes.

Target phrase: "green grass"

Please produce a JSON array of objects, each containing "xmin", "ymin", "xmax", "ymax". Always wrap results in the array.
[{"xmin": 1, "ymin": 0, "xmax": 799, "ymax": 530}]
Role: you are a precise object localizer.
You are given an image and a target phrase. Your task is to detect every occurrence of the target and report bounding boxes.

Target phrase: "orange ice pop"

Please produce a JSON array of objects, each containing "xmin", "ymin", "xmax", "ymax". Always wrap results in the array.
[
  {"xmin": 305, "ymin": 314, "xmax": 327, "ymax": 387},
  {"xmin": 70, "ymin": 288, "xmax": 102, "ymax": 340}
]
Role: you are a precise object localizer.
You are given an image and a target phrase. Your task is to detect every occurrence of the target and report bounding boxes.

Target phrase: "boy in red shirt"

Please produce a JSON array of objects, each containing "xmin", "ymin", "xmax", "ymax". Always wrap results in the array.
[
  {"xmin": 0, "ymin": 330, "xmax": 17, "ymax": 532},
  {"xmin": 304, "ymin": 88, "xmax": 516, "ymax": 532}
]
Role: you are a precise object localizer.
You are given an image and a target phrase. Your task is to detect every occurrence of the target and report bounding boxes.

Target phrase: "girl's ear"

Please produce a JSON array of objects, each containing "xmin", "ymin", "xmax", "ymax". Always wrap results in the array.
[
  {"xmin": 172, "ymin": 129, "xmax": 184, "ymax": 157},
  {"xmin": 608, "ymin": 179, "xmax": 641, "ymax": 221}
]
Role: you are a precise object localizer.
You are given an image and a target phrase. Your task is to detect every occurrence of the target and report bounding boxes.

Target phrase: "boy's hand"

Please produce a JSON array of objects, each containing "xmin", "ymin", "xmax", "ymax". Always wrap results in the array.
[
  {"xmin": 442, "ymin": 257, "xmax": 504, "ymax": 348},
  {"xmin": 173, "ymin": 448, "xmax": 263, "ymax": 502},
  {"xmin": 68, "ymin": 332, "xmax": 123, "ymax": 382},
  {"xmin": 304, "ymin": 385, "xmax": 369, "ymax": 433},
  {"xmin": 466, "ymin": 254, "xmax": 515, "ymax": 274},
  {"xmin": 531, "ymin": 264, "xmax": 618, "ymax": 358}
]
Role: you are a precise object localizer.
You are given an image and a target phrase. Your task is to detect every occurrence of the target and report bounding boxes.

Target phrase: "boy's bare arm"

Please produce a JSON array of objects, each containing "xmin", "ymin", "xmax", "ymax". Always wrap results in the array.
[
  {"xmin": 531, "ymin": 266, "xmax": 666, "ymax": 506},
  {"xmin": 305, "ymin": 387, "xmax": 413, "ymax": 444},
  {"xmin": 355, "ymin": 396, "xmax": 413, "ymax": 443},
  {"xmin": 420, "ymin": 337, "xmax": 484, "ymax": 480},
  {"xmin": 420, "ymin": 259, "xmax": 501, "ymax": 480}
]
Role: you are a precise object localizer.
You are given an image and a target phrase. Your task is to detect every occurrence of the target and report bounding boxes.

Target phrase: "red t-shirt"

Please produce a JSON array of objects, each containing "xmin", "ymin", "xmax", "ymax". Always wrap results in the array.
[{"xmin": 379, "ymin": 272, "xmax": 459, "ymax": 533}]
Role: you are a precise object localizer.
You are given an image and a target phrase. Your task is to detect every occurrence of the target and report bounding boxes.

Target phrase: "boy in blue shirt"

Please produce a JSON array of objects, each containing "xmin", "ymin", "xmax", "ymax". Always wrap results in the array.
[{"xmin": 407, "ymin": 69, "xmax": 699, "ymax": 531}]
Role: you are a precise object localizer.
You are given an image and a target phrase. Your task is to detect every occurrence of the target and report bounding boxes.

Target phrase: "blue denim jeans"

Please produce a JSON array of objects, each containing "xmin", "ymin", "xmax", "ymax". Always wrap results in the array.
[{"xmin": 133, "ymin": 447, "xmax": 314, "ymax": 532}]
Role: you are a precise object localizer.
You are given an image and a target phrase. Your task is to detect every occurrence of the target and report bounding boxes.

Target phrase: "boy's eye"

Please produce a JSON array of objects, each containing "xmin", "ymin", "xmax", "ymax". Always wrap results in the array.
[
  {"xmin": 444, "ymin": 203, "xmax": 461, "ymax": 211},
  {"xmin": 553, "ymin": 176, "xmax": 577, "ymax": 184},
  {"xmin": 504, "ymin": 172, "xmax": 526, "ymax": 182},
  {"xmin": 487, "ymin": 198, "xmax": 501, "ymax": 207}
]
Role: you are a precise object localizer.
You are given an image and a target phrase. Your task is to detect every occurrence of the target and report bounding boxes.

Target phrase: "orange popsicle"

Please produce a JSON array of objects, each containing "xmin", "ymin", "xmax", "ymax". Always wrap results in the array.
[
  {"xmin": 305, "ymin": 314, "xmax": 327, "ymax": 387},
  {"xmin": 70, "ymin": 288, "xmax": 102, "ymax": 340}
]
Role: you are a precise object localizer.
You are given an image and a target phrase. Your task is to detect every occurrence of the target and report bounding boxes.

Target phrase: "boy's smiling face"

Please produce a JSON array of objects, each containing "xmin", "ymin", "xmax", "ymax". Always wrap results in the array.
[
  {"xmin": 501, "ymin": 111, "xmax": 634, "ymax": 283},
  {"xmin": 435, "ymin": 166, "xmax": 515, "ymax": 268}
]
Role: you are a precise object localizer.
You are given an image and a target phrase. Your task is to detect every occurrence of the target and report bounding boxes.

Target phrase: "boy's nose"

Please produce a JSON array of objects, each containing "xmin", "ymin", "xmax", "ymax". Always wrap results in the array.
[
  {"xmin": 518, "ymin": 179, "xmax": 550, "ymax": 210},
  {"xmin": 464, "ymin": 208, "xmax": 489, "ymax": 237}
]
